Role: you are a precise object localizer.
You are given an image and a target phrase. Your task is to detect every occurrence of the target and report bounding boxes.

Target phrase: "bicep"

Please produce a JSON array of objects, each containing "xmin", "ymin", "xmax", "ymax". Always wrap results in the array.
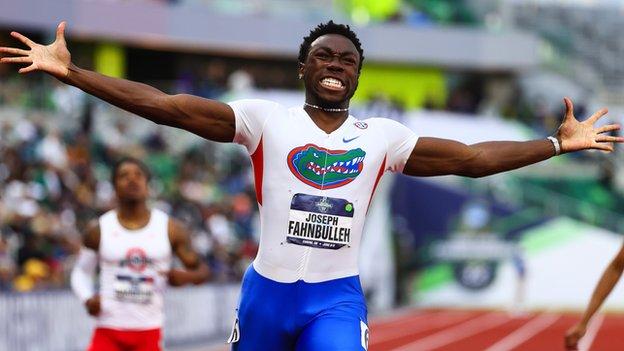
[
  {"xmin": 403, "ymin": 137, "xmax": 481, "ymax": 177},
  {"xmin": 164, "ymin": 94, "xmax": 236, "ymax": 142},
  {"xmin": 83, "ymin": 221, "xmax": 101, "ymax": 252},
  {"xmin": 169, "ymin": 219, "xmax": 201, "ymax": 269}
]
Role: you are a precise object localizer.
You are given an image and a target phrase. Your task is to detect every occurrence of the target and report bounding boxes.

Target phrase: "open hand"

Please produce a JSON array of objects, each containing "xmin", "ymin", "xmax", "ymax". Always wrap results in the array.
[
  {"xmin": 0, "ymin": 21, "xmax": 71, "ymax": 79},
  {"xmin": 556, "ymin": 97, "xmax": 624, "ymax": 153}
]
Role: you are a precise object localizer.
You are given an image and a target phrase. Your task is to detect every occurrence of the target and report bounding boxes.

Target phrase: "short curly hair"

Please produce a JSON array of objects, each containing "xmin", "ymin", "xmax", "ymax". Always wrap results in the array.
[
  {"xmin": 298, "ymin": 20, "xmax": 364, "ymax": 72},
  {"xmin": 111, "ymin": 156, "xmax": 151, "ymax": 186}
]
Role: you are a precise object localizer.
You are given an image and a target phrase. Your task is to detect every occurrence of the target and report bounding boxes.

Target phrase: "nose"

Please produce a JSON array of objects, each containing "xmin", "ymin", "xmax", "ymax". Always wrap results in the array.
[
  {"xmin": 327, "ymin": 58, "xmax": 344, "ymax": 72},
  {"xmin": 127, "ymin": 173, "xmax": 143, "ymax": 185}
]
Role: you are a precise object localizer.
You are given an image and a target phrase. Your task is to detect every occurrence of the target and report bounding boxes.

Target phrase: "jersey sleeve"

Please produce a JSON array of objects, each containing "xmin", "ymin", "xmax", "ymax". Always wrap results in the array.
[
  {"xmin": 228, "ymin": 99, "xmax": 279, "ymax": 153},
  {"xmin": 378, "ymin": 118, "xmax": 419, "ymax": 173}
]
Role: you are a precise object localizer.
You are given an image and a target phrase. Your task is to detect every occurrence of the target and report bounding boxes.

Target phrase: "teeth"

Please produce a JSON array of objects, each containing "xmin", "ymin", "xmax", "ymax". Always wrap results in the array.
[{"xmin": 321, "ymin": 77, "xmax": 343, "ymax": 88}]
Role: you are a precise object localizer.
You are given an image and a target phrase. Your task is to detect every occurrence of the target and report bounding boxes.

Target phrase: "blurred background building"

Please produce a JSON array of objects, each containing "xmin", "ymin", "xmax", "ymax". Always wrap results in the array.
[{"xmin": 3, "ymin": 0, "xmax": 624, "ymax": 350}]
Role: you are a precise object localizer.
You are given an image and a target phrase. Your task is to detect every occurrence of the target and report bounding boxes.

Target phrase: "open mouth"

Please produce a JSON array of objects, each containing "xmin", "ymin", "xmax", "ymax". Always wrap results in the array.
[{"xmin": 319, "ymin": 77, "xmax": 345, "ymax": 91}]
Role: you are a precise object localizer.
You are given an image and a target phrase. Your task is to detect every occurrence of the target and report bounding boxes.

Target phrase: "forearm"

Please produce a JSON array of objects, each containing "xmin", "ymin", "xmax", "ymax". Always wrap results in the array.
[
  {"xmin": 170, "ymin": 263, "xmax": 210, "ymax": 286},
  {"xmin": 184, "ymin": 263, "xmax": 210, "ymax": 284},
  {"xmin": 70, "ymin": 248, "xmax": 97, "ymax": 302},
  {"xmin": 580, "ymin": 264, "xmax": 623, "ymax": 325},
  {"xmin": 63, "ymin": 64, "xmax": 175, "ymax": 126},
  {"xmin": 463, "ymin": 139, "xmax": 556, "ymax": 178},
  {"xmin": 404, "ymin": 137, "xmax": 557, "ymax": 177}
]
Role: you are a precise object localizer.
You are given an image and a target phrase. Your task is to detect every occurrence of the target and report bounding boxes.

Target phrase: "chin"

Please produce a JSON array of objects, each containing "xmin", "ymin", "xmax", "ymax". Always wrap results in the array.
[
  {"xmin": 316, "ymin": 93, "xmax": 349, "ymax": 107},
  {"xmin": 122, "ymin": 195, "xmax": 146, "ymax": 203}
]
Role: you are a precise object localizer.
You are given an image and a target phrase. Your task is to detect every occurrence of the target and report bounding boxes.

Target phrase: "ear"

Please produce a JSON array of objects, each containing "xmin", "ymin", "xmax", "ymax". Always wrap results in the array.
[{"xmin": 298, "ymin": 62, "xmax": 305, "ymax": 79}]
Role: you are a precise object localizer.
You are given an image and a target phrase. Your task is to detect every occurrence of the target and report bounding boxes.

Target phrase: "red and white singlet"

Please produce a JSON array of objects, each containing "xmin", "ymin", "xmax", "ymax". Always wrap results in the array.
[{"xmin": 97, "ymin": 209, "xmax": 172, "ymax": 330}]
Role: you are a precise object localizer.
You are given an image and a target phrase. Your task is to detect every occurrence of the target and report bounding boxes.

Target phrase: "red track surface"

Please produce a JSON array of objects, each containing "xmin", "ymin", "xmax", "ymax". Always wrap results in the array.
[
  {"xmin": 202, "ymin": 309, "xmax": 623, "ymax": 351},
  {"xmin": 369, "ymin": 309, "xmax": 622, "ymax": 351}
]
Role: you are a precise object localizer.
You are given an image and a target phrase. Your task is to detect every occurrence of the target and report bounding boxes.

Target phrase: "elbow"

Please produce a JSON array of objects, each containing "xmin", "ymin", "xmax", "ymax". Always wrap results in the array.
[
  {"xmin": 463, "ymin": 170, "xmax": 488, "ymax": 178},
  {"xmin": 139, "ymin": 94, "xmax": 182, "ymax": 126},
  {"xmin": 458, "ymin": 162, "xmax": 491, "ymax": 178},
  {"xmin": 69, "ymin": 269, "xmax": 79, "ymax": 291},
  {"xmin": 611, "ymin": 259, "xmax": 624, "ymax": 273},
  {"xmin": 455, "ymin": 150, "xmax": 492, "ymax": 178}
]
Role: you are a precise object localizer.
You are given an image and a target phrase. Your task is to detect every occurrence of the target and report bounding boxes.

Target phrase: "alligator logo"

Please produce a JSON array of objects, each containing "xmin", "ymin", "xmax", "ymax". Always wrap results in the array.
[{"xmin": 287, "ymin": 144, "xmax": 366, "ymax": 189}]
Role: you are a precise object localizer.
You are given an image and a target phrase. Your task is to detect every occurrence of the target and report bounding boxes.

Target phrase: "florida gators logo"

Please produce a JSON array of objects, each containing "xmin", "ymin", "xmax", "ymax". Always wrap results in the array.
[{"xmin": 287, "ymin": 144, "xmax": 366, "ymax": 189}]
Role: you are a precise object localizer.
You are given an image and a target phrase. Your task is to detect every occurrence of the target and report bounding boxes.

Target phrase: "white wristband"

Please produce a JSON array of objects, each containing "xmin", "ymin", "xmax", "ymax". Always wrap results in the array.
[{"xmin": 547, "ymin": 136, "xmax": 561, "ymax": 156}]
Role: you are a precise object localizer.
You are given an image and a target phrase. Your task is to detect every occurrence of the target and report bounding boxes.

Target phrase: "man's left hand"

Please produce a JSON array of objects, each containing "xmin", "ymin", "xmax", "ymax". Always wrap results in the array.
[{"xmin": 556, "ymin": 97, "xmax": 624, "ymax": 153}]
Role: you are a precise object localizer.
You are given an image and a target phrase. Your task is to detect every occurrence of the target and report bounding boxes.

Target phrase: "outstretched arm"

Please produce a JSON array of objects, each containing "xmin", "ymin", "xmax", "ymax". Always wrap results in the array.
[
  {"xmin": 167, "ymin": 219, "xmax": 210, "ymax": 286},
  {"xmin": 403, "ymin": 98, "xmax": 623, "ymax": 177},
  {"xmin": 0, "ymin": 22, "xmax": 235, "ymax": 142},
  {"xmin": 565, "ymin": 242, "xmax": 624, "ymax": 350}
]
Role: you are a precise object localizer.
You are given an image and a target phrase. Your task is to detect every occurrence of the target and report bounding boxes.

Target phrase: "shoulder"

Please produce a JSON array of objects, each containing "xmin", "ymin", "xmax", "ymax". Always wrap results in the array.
[
  {"xmin": 362, "ymin": 117, "xmax": 406, "ymax": 128},
  {"xmin": 98, "ymin": 209, "xmax": 117, "ymax": 224},
  {"xmin": 83, "ymin": 219, "xmax": 101, "ymax": 251},
  {"xmin": 167, "ymin": 217, "xmax": 190, "ymax": 246},
  {"xmin": 356, "ymin": 117, "xmax": 409, "ymax": 137},
  {"xmin": 227, "ymin": 99, "xmax": 282, "ymax": 113},
  {"xmin": 152, "ymin": 208, "xmax": 169, "ymax": 222}
]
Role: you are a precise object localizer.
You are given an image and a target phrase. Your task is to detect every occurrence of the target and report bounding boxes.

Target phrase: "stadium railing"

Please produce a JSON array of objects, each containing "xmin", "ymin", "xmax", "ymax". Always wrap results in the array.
[{"xmin": 0, "ymin": 284, "xmax": 240, "ymax": 351}]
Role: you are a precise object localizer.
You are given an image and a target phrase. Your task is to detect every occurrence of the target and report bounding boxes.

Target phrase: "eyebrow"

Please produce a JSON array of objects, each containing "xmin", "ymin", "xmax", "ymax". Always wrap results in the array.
[{"xmin": 314, "ymin": 46, "xmax": 357, "ymax": 57}]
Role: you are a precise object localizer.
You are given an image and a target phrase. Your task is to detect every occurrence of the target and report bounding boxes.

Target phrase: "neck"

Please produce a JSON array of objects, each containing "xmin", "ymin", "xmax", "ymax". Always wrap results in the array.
[
  {"xmin": 304, "ymin": 102, "xmax": 349, "ymax": 113},
  {"xmin": 303, "ymin": 104, "xmax": 349, "ymax": 134},
  {"xmin": 117, "ymin": 201, "xmax": 150, "ymax": 228}
]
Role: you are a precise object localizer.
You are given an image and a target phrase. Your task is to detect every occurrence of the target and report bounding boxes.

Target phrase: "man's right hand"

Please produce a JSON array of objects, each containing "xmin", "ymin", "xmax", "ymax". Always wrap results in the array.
[
  {"xmin": 0, "ymin": 21, "xmax": 71, "ymax": 79},
  {"xmin": 85, "ymin": 295, "xmax": 101, "ymax": 317},
  {"xmin": 564, "ymin": 322, "xmax": 587, "ymax": 350}
]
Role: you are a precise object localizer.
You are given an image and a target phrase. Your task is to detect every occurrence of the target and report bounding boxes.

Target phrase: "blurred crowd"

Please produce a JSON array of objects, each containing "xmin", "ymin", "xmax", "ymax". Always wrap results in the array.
[{"xmin": 0, "ymin": 74, "xmax": 259, "ymax": 293}]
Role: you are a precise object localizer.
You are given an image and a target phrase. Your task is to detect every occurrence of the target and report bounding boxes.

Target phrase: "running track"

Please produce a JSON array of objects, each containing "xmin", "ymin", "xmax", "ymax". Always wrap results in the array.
[
  {"xmin": 200, "ymin": 309, "xmax": 624, "ymax": 351},
  {"xmin": 369, "ymin": 309, "xmax": 623, "ymax": 351}
]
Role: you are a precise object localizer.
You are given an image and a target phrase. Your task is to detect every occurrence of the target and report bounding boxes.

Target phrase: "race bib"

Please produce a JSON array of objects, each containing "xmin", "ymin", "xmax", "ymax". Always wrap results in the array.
[
  {"xmin": 286, "ymin": 193, "xmax": 354, "ymax": 250},
  {"xmin": 113, "ymin": 274, "xmax": 154, "ymax": 304}
]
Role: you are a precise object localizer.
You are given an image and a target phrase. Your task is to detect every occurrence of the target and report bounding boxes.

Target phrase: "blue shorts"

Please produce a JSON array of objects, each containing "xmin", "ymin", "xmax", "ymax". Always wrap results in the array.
[{"xmin": 229, "ymin": 265, "xmax": 369, "ymax": 351}]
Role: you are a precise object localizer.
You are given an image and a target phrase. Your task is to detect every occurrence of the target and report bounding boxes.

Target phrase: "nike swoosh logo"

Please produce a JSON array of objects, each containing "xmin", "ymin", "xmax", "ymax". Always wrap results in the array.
[{"xmin": 343, "ymin": 136, "xmax": 360, "ymax": 143}]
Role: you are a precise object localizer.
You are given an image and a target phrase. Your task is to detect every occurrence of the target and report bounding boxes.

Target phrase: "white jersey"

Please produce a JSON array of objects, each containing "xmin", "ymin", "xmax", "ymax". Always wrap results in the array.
[
  {"xmin": 97, "ymin": 209, "xmax": 172, "ymax": 330},
  {"xmin": 229, "ymin": 99, "xmax": 418, "ymax": 283}
]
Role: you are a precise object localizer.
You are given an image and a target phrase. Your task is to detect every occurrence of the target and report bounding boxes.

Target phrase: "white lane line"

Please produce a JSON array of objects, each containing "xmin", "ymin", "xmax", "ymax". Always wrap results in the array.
[
  {"xmin": 372, "ymin": 311, "xmax": 475, "ymax": 344},
  {"xmin": 578, "ymin": 314, "xmax": 605, "ymax": 351},
  {"xmin": 484, "ymin": 313, "xmax": 560, "ymax": 351},
  {"xmin": 372, "ymin": 310, "xmax": 459, "ymax": 326},
  {"xmin": 393, "ymin": 312, "xmax": 509, "ymax": 351},
  {"xmin": 371, "ymin": 309, "xmax": 441, "ymax": 324}
]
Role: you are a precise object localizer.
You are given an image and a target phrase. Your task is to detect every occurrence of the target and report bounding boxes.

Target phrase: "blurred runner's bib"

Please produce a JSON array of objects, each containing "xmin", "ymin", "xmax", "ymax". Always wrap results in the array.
[{"xmin": 113, "ymin": 274, "xmax": 155, "ymax": 304}]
